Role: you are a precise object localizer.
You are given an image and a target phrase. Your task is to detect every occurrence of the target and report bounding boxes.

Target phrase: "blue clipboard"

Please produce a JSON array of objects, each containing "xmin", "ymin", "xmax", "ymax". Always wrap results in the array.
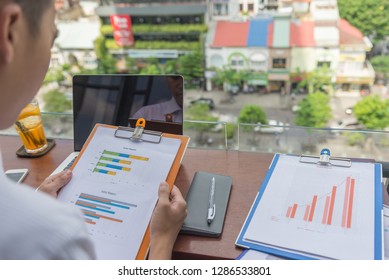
[{"xmin": 235, "ymin": 152, "xmax": 383, "ymax": 260}]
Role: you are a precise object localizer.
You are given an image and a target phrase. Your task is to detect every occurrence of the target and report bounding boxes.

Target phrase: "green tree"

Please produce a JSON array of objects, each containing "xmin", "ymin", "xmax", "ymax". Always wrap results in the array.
[
  {"xmin": 184, "ymin": 103, "xmax": 218, "ymax": 144},
  {"xmin": 238, "ymin": 105, "xmax": 267, "ymax": 132},
  {"xmin": 212, "ymin": 68, "xmax": 241, "ymax": 88},
  {"xmin": 43, "ymin": 68, "xmax": 65, "ymax": 85},
  {"xmin": 139, "ymin": 58, "xmax": 162, "ymax": 74},
  {"xmin": 140, "ymin": 64, "xmax": 162, "ymax": 75},
  {"xmin": 238, "ymin": 105, "xmax": 267, "ymax": 124},
  {"xmin": 338, "ymin": 0, "xmax": 389, "ymax": 43},
  {"xmin": 94, "ymin": 35, "xmax": 117, "ymax": 74},
  {"xmin": 164, "ymin": 59, "xmax": 178, "ymax": 74},
  {"xmin": 298, "ymin": 66, "xmax": 333, "ymax": 94},
  {"xmin": 353, "ymin": 95, "xmax": 389, "ymax": 129},
  {"xmin": 370, "ymin": 55, "xmax": 389, "ymax": 83},
  {"xmin": 125, "ymin": 57, "xmax": 139, "ymax": 74},
  {"xmin": 177, "ymin": 52, "xmax": 204, "ymax": 88},
  {"xmin": 295, "ymin": 92, "xmax": 332, "ymax": 128},
  {"xmin": 42, "ymin": 89, "xmax": 72, "ymax": 113}
]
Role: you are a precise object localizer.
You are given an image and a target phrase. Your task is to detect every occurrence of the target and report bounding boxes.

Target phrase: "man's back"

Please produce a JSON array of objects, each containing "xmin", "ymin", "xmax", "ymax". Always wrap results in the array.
[{"xmin": 0, "ymin": 155, "xmax": 95, "ymax": 259}]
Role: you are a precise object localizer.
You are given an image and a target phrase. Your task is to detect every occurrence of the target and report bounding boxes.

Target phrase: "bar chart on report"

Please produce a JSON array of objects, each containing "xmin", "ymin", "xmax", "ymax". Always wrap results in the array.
[
  {"xmin": 284, "ymin": 176, "xmax": 357, "ymax": 230},
  {"xmin": 93, "ymin": 150, "xmax": 149, "ymax": 176},
  {"xmin": 75, "ymin": 192, "xmax": 138, "ymax": 239}
]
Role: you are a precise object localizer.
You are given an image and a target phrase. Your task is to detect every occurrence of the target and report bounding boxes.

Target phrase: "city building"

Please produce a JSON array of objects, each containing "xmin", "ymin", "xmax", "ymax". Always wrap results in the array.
[
  {"xmin": 95, "ymin": 0, "xmax": 208, "ymax": 62},
  {"xmin": 206, "ymin": 0, "xmax": 374, "ymax": 94},
  {"xmin": 267, "ymin": 13, "xmax": 291, "ymax": 92},
  {"xmin": 336, "ymin": 19, "xmax": 374, "ymax": 93},
  {"xmin": 55, "ymin": 0, "xmax": 84, "ymax": 20},
  {"xmin": 206, "ymin": 18, "xmax": 271, "ymax": 91},
  {"xmin": 51, "ymin": 20, "xmax": 101, "ymax": 69}
]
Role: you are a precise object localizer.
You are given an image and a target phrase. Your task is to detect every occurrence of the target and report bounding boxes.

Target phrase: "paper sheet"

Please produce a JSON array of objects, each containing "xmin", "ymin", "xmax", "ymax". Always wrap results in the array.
[
  {"xmin": 243, "ymin": 154, "xmax": 380, "ymax": 260},
  {"xmin": 58, "ymin": 126, "xmax": 181, "ymax": 259},
  {"xmin": 384, "ymin": 205, "xmax": 389, "ymax": 260}
]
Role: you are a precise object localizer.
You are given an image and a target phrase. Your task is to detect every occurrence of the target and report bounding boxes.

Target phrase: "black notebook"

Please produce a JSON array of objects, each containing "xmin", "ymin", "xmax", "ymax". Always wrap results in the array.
[{"xmin": 181, "ymin": 171, "xmax": 232, "ymax": 237}]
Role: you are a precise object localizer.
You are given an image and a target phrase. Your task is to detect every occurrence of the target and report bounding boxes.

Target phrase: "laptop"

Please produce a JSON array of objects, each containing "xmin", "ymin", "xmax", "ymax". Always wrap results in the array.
[{"xmin": 51, "ymin": 74, "xmax": 184, "ymax": 175}]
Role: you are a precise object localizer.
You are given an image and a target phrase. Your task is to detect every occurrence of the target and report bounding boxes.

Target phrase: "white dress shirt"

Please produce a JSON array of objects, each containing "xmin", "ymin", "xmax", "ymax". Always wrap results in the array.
[{"xmin": 0, "ymin": 152, "xmax": 95, "ymax": 259}]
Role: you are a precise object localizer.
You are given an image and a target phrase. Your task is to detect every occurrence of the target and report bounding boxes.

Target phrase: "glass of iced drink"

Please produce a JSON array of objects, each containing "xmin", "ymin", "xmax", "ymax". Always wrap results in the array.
[{"xmin": 15, "ymin": 99, "xmax": 48, "ymax": 154}]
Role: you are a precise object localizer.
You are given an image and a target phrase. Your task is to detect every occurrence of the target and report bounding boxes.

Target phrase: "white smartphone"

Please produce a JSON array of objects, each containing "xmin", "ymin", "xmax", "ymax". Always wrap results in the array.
[{"xmin": 5, "ymin": 168, "xmax": 29, "ymax": 183}]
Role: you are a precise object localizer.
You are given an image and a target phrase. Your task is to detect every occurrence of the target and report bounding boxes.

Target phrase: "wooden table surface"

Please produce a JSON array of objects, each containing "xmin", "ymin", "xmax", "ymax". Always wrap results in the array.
[{"xmin": 1, "ymin": 135, "xmax": 388, "ymax": 260}]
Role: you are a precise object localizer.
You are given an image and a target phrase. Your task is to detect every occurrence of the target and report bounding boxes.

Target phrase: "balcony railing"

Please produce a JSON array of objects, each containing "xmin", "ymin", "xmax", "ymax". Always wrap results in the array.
[{"xmin": 2, "ymin": 116, "xmax": 389, "ymax": 175}]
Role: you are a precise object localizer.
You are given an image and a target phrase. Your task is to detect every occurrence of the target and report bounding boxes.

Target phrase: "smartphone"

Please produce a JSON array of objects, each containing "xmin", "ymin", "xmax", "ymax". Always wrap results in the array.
[{"xmin": 5, "ymin": 168, "xmax": 29, "ymax": 183}]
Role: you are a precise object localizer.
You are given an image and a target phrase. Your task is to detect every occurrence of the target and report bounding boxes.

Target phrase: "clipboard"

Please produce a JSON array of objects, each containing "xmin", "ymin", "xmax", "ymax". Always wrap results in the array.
[
  {"xmin": 60, "ymin": 122, "xmax": 189, "ymax": 260},
  {"xmin": 235, "ymin": 149, "xmax": 383, "ymax": 260}
]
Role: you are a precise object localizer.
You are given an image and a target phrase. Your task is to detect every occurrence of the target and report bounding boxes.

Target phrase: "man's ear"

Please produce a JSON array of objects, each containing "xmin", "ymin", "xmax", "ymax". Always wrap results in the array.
[{"xmin": 0, "ymin": 4, "xmax": 23, "ymax": 64}]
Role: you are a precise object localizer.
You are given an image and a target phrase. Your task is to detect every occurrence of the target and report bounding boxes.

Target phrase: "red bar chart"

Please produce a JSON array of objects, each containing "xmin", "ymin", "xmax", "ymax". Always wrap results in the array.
[{"xmin": 285, "ymin": 176, "xmax": 356, "ymax": 229}]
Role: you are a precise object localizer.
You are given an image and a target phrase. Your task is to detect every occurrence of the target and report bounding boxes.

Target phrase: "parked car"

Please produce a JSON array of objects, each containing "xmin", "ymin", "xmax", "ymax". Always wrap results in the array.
[
  {"xmin": 189, "ymin": 97, "xmax": 215, "ymax": 110},
  {"xmin": 254, "ymin": 120, "xmax": 286, "ymax": 133}
]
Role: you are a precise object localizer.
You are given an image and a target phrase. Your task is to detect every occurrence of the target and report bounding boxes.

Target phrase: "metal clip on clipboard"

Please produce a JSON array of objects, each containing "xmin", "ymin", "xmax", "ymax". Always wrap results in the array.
[
  {"xmin": 299, "ymin": 148, "xmax": 352, "ymax": 168},
  {"xmin": 114, "ymin": 118, "xmax": 162, "ymax": 144}
]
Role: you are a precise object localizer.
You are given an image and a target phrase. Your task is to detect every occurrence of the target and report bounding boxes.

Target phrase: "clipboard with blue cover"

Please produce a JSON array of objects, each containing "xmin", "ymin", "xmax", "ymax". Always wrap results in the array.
[
  {"xmin": 236, "ymin": 148, "xmax": 383, "ymax": 260},
  {"xmin": 181, "ymin": 171, "xmax": 232, "ymax": 237}
]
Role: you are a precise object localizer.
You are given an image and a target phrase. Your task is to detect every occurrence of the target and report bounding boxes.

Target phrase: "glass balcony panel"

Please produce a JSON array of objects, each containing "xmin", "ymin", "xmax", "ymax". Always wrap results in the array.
[
  {"xmin": 237, "ymin": 123, "xmax": 389, "ymax": 161},
  {"xmin": 183, "ymin": 120, "xmax": 227, "ymax": 150}
]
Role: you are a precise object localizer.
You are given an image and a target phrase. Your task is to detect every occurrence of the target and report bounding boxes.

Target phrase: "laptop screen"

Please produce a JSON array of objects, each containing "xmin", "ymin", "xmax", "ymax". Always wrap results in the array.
[{"xmin": 72, "ymin": 75, "xmax": 183, "ymax": 151}]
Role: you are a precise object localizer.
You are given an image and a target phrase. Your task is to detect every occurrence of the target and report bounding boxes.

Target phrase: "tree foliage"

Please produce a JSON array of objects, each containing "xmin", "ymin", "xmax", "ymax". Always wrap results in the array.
[
  {"xmin": 43, "ymin": 68, "xmax": 65, "ymax": 85},
  {"xmin": 212, "ymin": 68, "xmax": 246, "ymax": 88},
  {"xmin": 295, "ymin": 92, "xmax": 332, "ymax": 128},
  {"xmin": 353, "ymin": 95, "xmax": 389, "ymax": 130},
  {"xmin": 238, "ymin": 105, "xmax": 267, "ymax": 132},
  {"xmin": 42, "ymin": 90, "xmax": 72, "ymax": 113},
  {"xmin": 370, "ymin": 55, "xmax": 389, "ymax": 79},
  {"xmin": 184, "ymin": 103, "xmax": 218, "ymax": 143},
  {"xmin": 298, "ymin": 66, "xmax": 333, "ymax": 94},
  {"xmin": 94, "ymin": 35, "xmax": 117, "ymax": 74},
  {"xmin": 177, "ymin": 52, "xmax": 204, "ymax": 88},
  {"xmin": 338, "ymin": 0, "xmax": 389, "ymax": 43},
  {"xmin": 184, "ymin": 103, "xmax": 218, "ymax": 132}
]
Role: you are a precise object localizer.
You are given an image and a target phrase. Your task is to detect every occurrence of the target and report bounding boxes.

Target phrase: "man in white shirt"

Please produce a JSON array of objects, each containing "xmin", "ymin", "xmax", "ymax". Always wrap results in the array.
[{"xmin": 0, "ymin": 0, "xmax": 187, "ymax": 260}]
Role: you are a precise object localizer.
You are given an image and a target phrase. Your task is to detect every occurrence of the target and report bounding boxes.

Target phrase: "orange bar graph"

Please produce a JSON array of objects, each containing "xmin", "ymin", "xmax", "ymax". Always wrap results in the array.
[
  {"xmin": 286, "ymin": 206, "xmax": 292, "ymax": 218},
  {"xmin": 327, "ymin": 186, "xmax": 337, "ymax": 225},
  {"xmin": 290, "ymin": 204, "xmax": 298, "ymax": 218},
  {"xmin": 308, "ymin": 195, "xmax": 317, "ymax": 222},
  {"xmin": 346, "ymin": 179, "xmax": 355, "ymax": 228},
  {"xmin": 342, "ymin": 177, "xmax": 351, "ymax": 228},
  {"xmin": 322, "ymin": 196, "xmax": 330, "ymax": 224},
  {"xmin": 304, "ymin": 205, "xmax": 310, "ymax": 221}
]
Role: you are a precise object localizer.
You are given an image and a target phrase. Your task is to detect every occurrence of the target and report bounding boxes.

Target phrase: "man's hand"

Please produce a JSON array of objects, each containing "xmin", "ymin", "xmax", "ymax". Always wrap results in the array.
[
  {"xmin": 149, "ymin": 182, "xmax": 187, "ymax": 259},
  {"xmin": 36, "ymin": 170, "xmax": 72, "ymax": 197}
]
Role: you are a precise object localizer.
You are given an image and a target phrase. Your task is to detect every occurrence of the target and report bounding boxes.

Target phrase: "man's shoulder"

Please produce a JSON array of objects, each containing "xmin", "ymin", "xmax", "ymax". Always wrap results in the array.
[{"xmin": 0, "ymin": 183, "xmax": 91, "ymax": 259}]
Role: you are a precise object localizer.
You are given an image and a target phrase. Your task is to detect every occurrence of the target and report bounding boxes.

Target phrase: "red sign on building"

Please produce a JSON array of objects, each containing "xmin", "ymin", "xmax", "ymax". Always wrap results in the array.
[{"xmin": 110, "ymin": 15, "xmax": 134, "ymax": 47}]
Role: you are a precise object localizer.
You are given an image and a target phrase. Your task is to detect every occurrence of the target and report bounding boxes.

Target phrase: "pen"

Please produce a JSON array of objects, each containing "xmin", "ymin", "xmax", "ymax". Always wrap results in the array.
[{"xmin": 207, "ymin": 177, "xmax": 216, "ymax": 224}]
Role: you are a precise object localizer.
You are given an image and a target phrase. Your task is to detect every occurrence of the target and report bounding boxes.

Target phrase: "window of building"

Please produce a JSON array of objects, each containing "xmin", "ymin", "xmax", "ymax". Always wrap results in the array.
[
  {"xmin": 230, "ymin": 55, "xmax": 245, "ymax": 70},
  {"xmin": 248, "ymin": 3, "xmax": 254, "ymax": 12},
  {"xmin": 272, "ymin": 58, "xmax": 287, "ymax": 69},
  {"xmin": 317, "ymin": 61, "xmax": 331, "ymax": 68},
  {"xmin": 50, "ymin": 57, "xmax": 60, "ymax": 67},
  {"xmin": 250, "ymin": 53, "xmax": 267, "ymax": 70},
  {"xmin": 239, "ymin": 3, "xmax": 243, "ymax": 12},
  {"xmin": 250, "ymin": 60, "xmax": 265, "ymax": 69},
  {"xmin": 213, "ymin": 3, "xmax": 228, "ymax": 16}
]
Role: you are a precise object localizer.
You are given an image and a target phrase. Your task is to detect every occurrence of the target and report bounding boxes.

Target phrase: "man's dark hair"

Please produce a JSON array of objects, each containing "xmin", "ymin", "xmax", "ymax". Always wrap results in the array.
[{"xmin": 13, "ymin": 0, "xmax": 53, "ymax": 35}]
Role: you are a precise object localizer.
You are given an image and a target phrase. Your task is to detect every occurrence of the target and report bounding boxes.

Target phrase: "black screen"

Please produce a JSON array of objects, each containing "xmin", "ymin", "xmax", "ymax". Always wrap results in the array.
[{"xmin": 72, "ymin": 75, "xmax": 183, "ymax": 151}]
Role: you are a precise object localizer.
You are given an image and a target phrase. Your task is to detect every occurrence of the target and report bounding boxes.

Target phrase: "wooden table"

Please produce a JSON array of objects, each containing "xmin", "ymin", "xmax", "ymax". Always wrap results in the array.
[{"xmin": 1, "ymin": 135, "xmax": 388, "ymax": 260}]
